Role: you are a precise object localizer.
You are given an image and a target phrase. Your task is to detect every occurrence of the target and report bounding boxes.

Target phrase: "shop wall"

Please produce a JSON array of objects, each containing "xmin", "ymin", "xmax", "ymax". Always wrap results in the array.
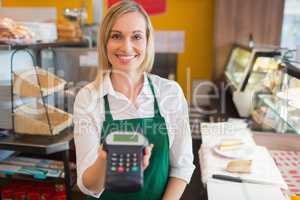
[
  {"xmin": 1, "ymin": 0, "xmax": 94, "ymax": 23},
  {"xmin": 150, "ymin": 0, "xmax": 214, "ymax": 99}
]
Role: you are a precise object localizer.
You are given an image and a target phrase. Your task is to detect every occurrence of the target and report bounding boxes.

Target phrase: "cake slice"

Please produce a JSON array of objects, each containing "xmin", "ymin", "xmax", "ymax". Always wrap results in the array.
[
  {"xmin": 225, "ymin": 160, "xmax": 252, "ymax": 173},
  {"xmin": 218, "ymin": 139, "xmax": 244, "ymax": 150}
]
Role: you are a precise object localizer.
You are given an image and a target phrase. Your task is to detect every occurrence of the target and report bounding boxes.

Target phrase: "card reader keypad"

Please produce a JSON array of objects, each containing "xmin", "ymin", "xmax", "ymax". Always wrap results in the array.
[{"xmin": 110, "ymin": 152, "xmax": 140, "ymax": 173}]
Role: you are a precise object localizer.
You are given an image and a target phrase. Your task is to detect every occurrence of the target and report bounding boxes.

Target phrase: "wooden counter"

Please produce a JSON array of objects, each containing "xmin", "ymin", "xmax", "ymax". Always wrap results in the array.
[{"xmin": 253, "ymin": 131, "xmax": 300, "ymax": 151}]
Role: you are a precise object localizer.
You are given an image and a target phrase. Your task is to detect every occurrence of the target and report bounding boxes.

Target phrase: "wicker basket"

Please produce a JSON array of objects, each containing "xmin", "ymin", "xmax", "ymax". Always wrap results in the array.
[
  {"xmin": 14, "ymin": 103, "xmax": 72, "ymax": 135},
  {"xmin": 14, "ymin": 67, "xmax": 66, "ymax": 97}
]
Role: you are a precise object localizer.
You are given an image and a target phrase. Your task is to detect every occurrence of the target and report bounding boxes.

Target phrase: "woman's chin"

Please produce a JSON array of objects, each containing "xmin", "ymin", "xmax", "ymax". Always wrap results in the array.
[{"xmin": 112, "ymin": 63, "xmax": 141, "ymax": 72}]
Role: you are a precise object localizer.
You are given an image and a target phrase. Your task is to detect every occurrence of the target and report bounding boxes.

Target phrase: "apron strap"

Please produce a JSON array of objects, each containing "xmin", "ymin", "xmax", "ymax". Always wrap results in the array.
[
  {"xmin": 103, "ymin": 95, "xmax": 113, "ymax": 121},
  {"xmin": 147, "ymin": 75, "xmax": 162, "ymax": 117}
]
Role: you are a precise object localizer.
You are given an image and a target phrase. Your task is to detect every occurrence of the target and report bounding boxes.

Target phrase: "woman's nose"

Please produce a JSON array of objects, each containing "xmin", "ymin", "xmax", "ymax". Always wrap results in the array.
[{"xmin": 120, "ymin": 38, "xmax": 133, "ymax": 52}]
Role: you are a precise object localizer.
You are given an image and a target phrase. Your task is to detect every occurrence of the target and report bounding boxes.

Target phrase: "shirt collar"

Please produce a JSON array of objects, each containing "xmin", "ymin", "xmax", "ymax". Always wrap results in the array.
[
  {"xmin": 100, "ymin": 72, "xmax": 116, "ymax": 97},
  {"xmin": 99, "ymin": 72, "xmax": 152, "ymax": 99}
]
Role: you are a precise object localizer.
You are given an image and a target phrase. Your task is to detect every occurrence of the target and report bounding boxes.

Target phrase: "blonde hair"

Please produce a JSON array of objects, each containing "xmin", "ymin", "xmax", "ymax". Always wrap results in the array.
[{"xmin": 93, "ymin": 0, "xmax": 155, "ymax": 87}]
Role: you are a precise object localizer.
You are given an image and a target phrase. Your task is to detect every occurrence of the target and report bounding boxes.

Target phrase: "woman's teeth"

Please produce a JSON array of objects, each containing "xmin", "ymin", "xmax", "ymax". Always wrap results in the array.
[{"xmin": 117, "ymin": 55, "xmax": 135, "ymax": 59}]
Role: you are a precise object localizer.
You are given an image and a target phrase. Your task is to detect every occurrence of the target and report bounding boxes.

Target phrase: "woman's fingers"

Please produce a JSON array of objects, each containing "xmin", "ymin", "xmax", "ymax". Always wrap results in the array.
[
  {"xmin": 98, "ymin": 143, "xmax": 153, "ymax": 169},
  {"xmin": 143, "ymin": 144, "xmax": 154, "ymax": 170}
]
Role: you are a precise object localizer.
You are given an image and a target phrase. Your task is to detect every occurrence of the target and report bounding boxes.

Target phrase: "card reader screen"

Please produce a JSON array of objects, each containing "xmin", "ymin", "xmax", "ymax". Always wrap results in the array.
[{"xmin": 113, "ymin": 134, "xmax": 138, "ymax": 142}]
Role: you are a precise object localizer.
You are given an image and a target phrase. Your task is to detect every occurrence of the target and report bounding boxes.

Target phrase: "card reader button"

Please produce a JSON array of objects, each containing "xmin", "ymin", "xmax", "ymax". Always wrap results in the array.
[
  {"xmin": 131, "ymin": 166, "xmax": 139, "ymax": 172},
  {"xmin": 111, "ymin": 166, "xmax": 116, "ymax": 171},
  {"xmin": 117, "ymin": 166, "xmax": 125, "ymax": 173},
  {"xmin": 111, "ymin": 157, "xmax": 117, "ymax": 162}
]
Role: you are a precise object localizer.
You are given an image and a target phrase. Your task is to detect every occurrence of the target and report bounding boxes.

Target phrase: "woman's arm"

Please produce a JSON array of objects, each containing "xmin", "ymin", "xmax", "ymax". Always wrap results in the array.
[
  {"xmin": 82, "ymin": 145, "xmax": 107, "ymax": 193},
  {"xmin": 162, "ymin": 177, "xmax": 187, "ymax": 200},
  {"xmin": 74, "ymin": 86, "xmax": 106, "ymax": 197},
  {"xmin": 163, "ymin": 82, "xmax": 195, "ymax": 199}
]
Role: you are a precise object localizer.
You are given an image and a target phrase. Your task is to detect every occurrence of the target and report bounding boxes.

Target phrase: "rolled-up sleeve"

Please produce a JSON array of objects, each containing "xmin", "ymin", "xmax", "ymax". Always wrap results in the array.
[
  {"xmin": 73, "ymin": 87, "xmax": 103, "ymax": 198},
  {"xmin": 168, "ymin": 86, "xmax": 195, "ymax": 183}
]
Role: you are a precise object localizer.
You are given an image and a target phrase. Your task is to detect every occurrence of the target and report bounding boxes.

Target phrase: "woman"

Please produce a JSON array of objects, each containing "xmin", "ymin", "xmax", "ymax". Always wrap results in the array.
[{"xmin": 74, "ymin": 1, "xmax": 195, "ymax": 199}]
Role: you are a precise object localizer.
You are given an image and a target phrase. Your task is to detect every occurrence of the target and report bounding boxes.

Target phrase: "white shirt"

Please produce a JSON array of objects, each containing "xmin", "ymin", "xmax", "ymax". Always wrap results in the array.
[{"xmin": 73, "ymin": 73, "xmax": 195, "ymax": 198}]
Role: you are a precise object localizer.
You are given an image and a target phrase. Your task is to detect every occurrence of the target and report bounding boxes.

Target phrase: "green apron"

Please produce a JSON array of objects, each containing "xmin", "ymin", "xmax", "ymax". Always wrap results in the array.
[{"xmin": 87, "ymin": 76, "xmax": 170, "ymax": 200}]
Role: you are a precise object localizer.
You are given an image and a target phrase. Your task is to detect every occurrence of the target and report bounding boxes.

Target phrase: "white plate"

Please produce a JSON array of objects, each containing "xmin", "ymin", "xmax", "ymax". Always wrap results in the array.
[
  {"xmin": 289, "ymin": 101, "xmax": 300, "ymax": 110},
  {"xmin": 213, "ymin": 144, "xmax": 254, "ymax": 159},
  {"xmin": 276, "ymin": 88, "xmax": 300, "ymax": 101}
]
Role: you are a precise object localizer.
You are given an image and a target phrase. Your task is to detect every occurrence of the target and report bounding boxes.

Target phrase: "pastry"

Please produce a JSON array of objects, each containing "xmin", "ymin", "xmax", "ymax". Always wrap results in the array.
[
  {"xmin": 225, "ymin": 160, "xmax": 252, "ymax": 173},
  {"xmin": 218, "ymin": 139, "xmax": 244, "ymax": 150}
]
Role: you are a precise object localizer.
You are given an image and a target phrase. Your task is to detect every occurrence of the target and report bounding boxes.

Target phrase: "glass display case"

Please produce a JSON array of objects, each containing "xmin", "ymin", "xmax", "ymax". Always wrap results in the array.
[
  {"xmin": 225, "ymin": 44, "xmax": 282, "ymax": 117},
  {"xmin": 225, "ymin": 45, "xmax": 252, "ymax": 89},
  {"xmin": 251, "ymin": 62, "xmax": 300, "ymax": 135},
  {"xmin": 243, "ymin": 56, "xmax": 280, "ymax": 91},
  {"xmin": 225, "ymin": 44, "xmax": 281, "ymax": 91}
]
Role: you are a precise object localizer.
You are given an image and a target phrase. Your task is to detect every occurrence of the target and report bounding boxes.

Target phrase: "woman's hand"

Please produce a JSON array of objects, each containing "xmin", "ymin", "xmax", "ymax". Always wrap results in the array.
[
  {"xmin": 143, "ymin": 144, "xmax": 154, "ymax": 170},
  {"xmin": 99, "ymin": 143, "xmax": 153, "ymax": 170}
]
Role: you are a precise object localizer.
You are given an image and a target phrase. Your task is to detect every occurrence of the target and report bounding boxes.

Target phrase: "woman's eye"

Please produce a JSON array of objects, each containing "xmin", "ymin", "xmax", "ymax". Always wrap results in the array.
[
  {"xmin": 133, "ymin": 34, "xmax": 143, "ymax": 40},
  {"xmin": 111, "ymin": 34, "xmax": 121, "ymax": 40}
]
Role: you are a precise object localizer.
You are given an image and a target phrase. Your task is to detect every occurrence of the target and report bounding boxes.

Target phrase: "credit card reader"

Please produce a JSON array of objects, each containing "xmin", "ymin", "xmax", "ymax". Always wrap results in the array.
[{"xmin": 104, "ymin": 131, "xmax": 149, "ymax": 192}]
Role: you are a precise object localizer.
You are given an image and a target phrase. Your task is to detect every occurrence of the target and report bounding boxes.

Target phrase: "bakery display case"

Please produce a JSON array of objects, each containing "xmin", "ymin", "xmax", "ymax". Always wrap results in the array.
[
  {"xmin": 225, "ymin": 44, "xmax": 281, "ymax": 91},
  {"xmin": 225, "ymin": 44, "xmax": 281, "ymax": 117},
  {"xmin": 239, "ymin": 49, "xmax": 281, "ymax": 92},
  {"xmin": 8, "ymin": 47, "xmax": 73, "ymax": 136},
  {"xmin": 224, "ymin": 45, "xmax": 252, "ymax": 90},
  {"xmin": 251, "ymin": 62, "xmax": 300, "ymax": 135},
  {"xmin": 242, "ymin": 56, "xmax": 279, "ymax": 91}
]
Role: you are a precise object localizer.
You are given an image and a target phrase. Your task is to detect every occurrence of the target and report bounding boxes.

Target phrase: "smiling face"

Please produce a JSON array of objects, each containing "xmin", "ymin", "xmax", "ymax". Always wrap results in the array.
[{"xmin": 107, "ymin": 11, "xmax": 147, "ymax": 73}]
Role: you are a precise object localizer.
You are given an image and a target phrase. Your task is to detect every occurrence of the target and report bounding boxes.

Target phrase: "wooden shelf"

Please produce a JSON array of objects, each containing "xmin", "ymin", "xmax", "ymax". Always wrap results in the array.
[
  {"xmin": 14, "ymin": 67, "xmax": 66, "ymax": 97},
  {"xmin": 14, "ymin": 103, "xmax": 72, "ymax": 136},
  {"xmin": 0, "ymin": 40, "xmax": 89, "ymax": 50}
]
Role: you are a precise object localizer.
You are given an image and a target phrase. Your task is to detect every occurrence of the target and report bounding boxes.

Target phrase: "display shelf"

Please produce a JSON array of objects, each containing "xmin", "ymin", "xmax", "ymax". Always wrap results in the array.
[
  {"xmin": 14, "ymin": 67, "xmax": 66, "ymax": 97},
  {"xmin": 14, "ymin": 103, "xmax": 72, "ymax": 136},
  {"xmin": 4, "ymin": 44, "xmax": 75, "ymax": 200},
  {"xmin": 0, "ymin": 40, "xmax": 89, "ymax": 51},
  {"xmin": 257, "ymin": 94, "xmax": 300, "ymax": 135},
  {"xmin": 9, "ymin": 47, "xmax": 73, "ymax": 136}
]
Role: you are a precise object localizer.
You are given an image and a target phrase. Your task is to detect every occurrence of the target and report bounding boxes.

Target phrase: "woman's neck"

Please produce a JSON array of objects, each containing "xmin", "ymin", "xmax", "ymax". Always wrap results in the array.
[{"xmin": 110, "ymin": 70, "xmax": 144, "ymax": 102}]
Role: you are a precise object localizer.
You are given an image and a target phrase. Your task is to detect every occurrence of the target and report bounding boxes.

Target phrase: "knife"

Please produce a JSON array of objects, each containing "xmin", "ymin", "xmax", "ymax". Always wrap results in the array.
[{"xmin": 212, "ymin": 174, "xmax": 281, "ymax": 186}]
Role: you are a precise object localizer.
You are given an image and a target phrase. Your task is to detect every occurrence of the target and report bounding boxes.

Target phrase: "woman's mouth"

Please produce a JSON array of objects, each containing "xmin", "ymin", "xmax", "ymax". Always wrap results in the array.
[{"xmin": 116, "ymin": 54, "xmax": 137, "ymax": 64}]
